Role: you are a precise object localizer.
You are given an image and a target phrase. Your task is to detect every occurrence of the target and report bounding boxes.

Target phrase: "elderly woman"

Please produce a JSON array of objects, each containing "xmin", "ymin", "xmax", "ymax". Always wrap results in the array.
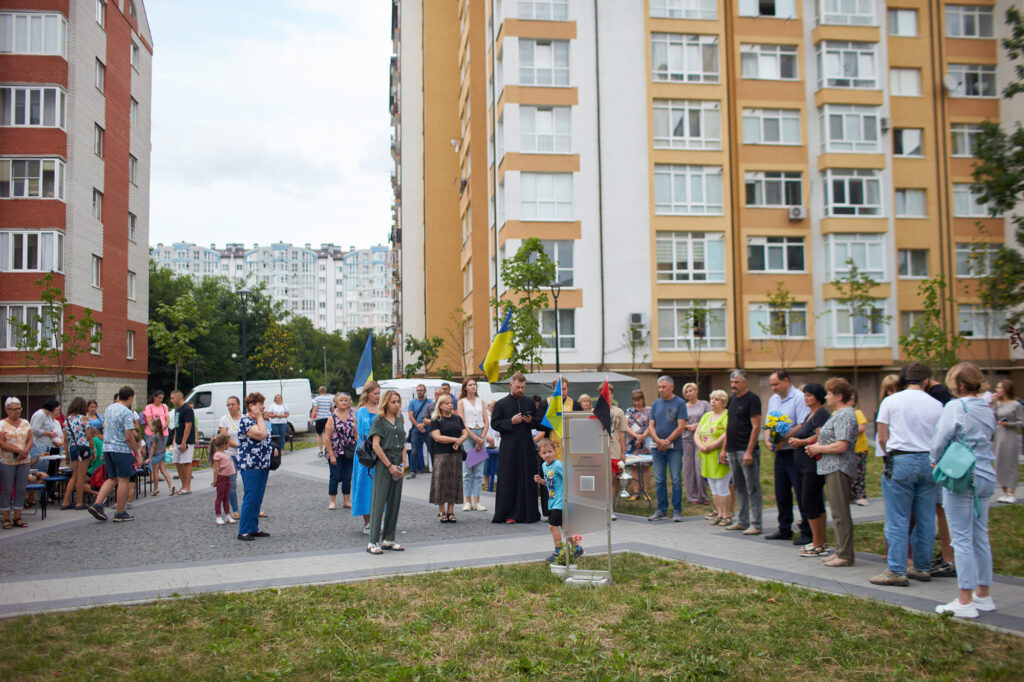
[
  {"xmin": 367, "ymin": 389, "xmax": 407, "ymax": 554},
  {"xmin": 625, "ymin": 389, "xmax": 653, "ymax": 498},
  {"xmin": 806, "ymin": 378, "xmax": 859, "ymax": 568},
  {"xmin": 324, "ymin": 392, "xmax": 356, "ymax": 510},
  {"xmin": 695, "ymin": 389, "xmax": 730, "ymax": 526},
  {"xmin": 682, "ymin": 382, "xmax": 711, "ymax": 505},
  {"xmin": 577, "ymin": 394, "xmax": 593, "ymax": 412},
  {"xmin": 930, "ymin": 362, "xmax": 998, "ymax": 618},
  {"xmin": 992, "ymin": 379, "xmax": 1023, "ymax": 504},
  {"xmin": 788, "ymin": 384, "xmax": 831, "ymax": 555},
  {"xmin": 430, "ymin": 394, "xmax": 468, "ymax": 523},
  {"xmin": 0, "ymin": 397, "xmax": 33, "ymax": 528},
  {"xmin": 236, "ymin": 392, "xmax": 273, "ymax": 542}
]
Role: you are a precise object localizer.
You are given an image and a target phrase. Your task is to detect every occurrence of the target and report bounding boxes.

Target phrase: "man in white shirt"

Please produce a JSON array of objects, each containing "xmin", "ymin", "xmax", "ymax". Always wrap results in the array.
[
  {"xmin": 764, "ymin": 370, "xmax": 811, "ymax": 544},
  {"xmin": 870, "ymin": 362, "xmax": 944, "ymax": 587}
]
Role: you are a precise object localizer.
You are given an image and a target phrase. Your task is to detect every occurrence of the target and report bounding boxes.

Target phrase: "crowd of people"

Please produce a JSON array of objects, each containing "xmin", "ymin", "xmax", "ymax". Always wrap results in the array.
[{"xmin": 0, "ymin": 362, "xmax": 1019, "ymax": 616}]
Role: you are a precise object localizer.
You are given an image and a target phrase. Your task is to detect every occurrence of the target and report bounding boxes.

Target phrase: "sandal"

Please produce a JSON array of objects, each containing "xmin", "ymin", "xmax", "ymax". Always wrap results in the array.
[
  {"xmin": 439, "ymin": 514, "xmax": 449, "ymax": 523},
  {"xmin": 12, "ymin": 518, "xmax": 27, "ymax": 528},
  {"xmin": 381, "ymin": 541, "xmax": 405, "ymax": 551},
  {"xmin": 152, "ymin": 490, "xmax": 160, "ymax": 496},
  {"xmin": 366, "ymin": 543, "xmax": 383, "ymax": 555},
  {"xmin": 1, "ymin": 520, "xmax": 11, "ymax": 530},
  {"xmin": 446, "ymin": 514, "xmax": 457, "ymax": 523}
]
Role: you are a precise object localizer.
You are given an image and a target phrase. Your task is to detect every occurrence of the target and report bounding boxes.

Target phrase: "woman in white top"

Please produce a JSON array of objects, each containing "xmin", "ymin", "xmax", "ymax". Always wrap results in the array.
[
  {"xmin": 265, "ymin": 394, "xmax": 290, "ymax": 454},
  {"xmin": 218, "ymin": 396, "xmax": 243, "ymax": 520},
  {"xmin": 457, "ymin": 378, "xmax": 489, "ymax": 512}
]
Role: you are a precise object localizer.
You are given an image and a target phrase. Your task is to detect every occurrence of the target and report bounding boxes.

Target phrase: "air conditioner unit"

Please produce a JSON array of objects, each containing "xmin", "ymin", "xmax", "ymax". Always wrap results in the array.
[
  {"xmin": 880, "ymin": 117, "xmax": 891, "ymax": 132},
  {"xmin": 628, "ymin": 312, "xmax": 648, "ymax": 328},
  {"xmin": 788, "ymin": 205, "xmax": 807, "ymax": 221}
]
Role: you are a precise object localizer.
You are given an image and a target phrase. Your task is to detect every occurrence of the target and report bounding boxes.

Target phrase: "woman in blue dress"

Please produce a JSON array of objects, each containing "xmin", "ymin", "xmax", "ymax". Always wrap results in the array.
[{"xmin": 351, "ymin": 380, "xmax": 380, "ymax": 534}]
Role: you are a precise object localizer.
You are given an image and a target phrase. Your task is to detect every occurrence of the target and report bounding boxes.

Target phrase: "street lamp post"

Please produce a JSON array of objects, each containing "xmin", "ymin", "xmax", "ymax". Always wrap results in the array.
[
  {"xmin": 322, "ymin": 345, "xmax": 328, "ymax": 386},
  {"xmin": 238, "ymin": 287, "xmax": 250, "ymax": 398},
  {"xmin": 549, "ymin": 280, "xmax": 562, "ymax": 374}
]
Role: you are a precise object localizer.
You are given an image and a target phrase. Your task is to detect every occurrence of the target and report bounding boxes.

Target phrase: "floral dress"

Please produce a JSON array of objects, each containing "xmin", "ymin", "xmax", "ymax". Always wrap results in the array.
[{"xmin": 626, "ymin": 406, "xmax": 651, "ymax": 454}]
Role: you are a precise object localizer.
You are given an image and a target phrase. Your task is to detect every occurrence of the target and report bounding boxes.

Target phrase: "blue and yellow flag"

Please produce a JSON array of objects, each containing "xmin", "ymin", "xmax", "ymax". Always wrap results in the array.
[
  {"xmin": 479, "ymin": 310, "xmax": 514, "ymax": 382},
  {"xmin": 541, "ymin": 375, "xmax": 563, "ymax": 437},
  {"xmin": 352, "ymin": 333, "xmax": 374, "ymax": 390}
]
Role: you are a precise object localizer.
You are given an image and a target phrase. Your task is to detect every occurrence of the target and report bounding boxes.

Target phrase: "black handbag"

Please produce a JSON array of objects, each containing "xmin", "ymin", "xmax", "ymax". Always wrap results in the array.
[{"xmin": 269, "ymin": 447, "xmax": 282, "ymax": 471}]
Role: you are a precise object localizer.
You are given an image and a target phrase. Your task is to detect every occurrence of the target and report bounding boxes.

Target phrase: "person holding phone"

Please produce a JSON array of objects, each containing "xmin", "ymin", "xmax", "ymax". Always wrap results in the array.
[{"xmin": 490, "ymin": 372, "xmax": 542, "ymax": 524}]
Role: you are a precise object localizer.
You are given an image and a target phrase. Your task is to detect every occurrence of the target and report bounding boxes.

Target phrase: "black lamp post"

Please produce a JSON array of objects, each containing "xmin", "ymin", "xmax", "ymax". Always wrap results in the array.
[
  {"xmin": 549, "ymin": 280, "xmax": 562, "ymax": 373},
  {"xmin": 238, "ymin": 287, "xmax": 250, "ymax": 398}
]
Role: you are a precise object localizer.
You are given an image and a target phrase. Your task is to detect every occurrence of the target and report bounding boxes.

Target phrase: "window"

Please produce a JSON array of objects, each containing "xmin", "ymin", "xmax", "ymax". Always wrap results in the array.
[
  {"xmin": 651, "ymin": 0, "xmax": 717, "ymax": 19},
  {"xmin": 130, "ymin": 42, "xmax": 139, "ymax": 68},
  {"xmin": 655, "ymin": 231, "xmax": 726, "ymax": 282},
  {"xmin": 738, "ymin": 0, "xmax": 796, "ymax": 19},
  {"xmin": 895, "ymin": 188, "xmax": 926, "ymax": 217},
  {"xmin": 955, "ymin": 242, "xmax": 1000, "ymax": 277},
  {"xmin": 818, "ymin": 0, "xmax": 875, "ymax": 25},
  {"xmin": 496, "ymin": 180, "xmax": 505, "ymax": 225},
  {"xmin": 96, "ymin": 0, "xmax": 105, "ymax": 27},
  {"xmin": 958, "ymin": 305, "xmax": 1007, "ymax": 338},
  {"xmin": 888, "ymin": 8, "xmax": 917, "ymax": 36},
  {"xmin": 92, "ymin": 189, "xmax": 103, "ymax": 220},
  {"xmin": 817, "ymin": 41, "xmax": 877, "ymax": 89},
  {"xmin": 824, "ymin": 169, "xmax": 882, "ymax": 216},
  {"xmin": 893, "ymin": 128, "xmax": 923, "ymax": 157},
  {"xmin": 740, "ymin": 44, "xmax": 798, "ymax": 80},
  {"xmin": 89, "ymin": 324, "xmax": 101, "ymax": 355},
  {"xmin": 749, "ymin": 302, "xmax": 808, "ymax": 338},
  {"xmin": 0, "ymin": 231, "xmax": 64, "ymax": 272},
  {"xmin": 652, "ymin": 99, "xmax": 721, "ymax": 149},
  {"xmin": 128, "ymin": 212, "xmax": 137, "ymax": 240},
  {"xmin": 742, "ymin": 108, "xmax": 801, "ymax": 145},
  {"xmin": 127, "ymin": 270, "xmax": 136, "ymax": 300},
  {"xmin": 128, "ymin": 154, "xmax": 137, "ymax": 183},
  {"xmin": 747, "ymin": 236, "xmax": 805, "ymax": 272},
  {"xmin": 820, "ymin": 105, "xmax": 880, "ymax": 152},
  {"xmin": 900, "ymin": 310, "xmax": 926, "ymax": 334},
  {"xmin": 828, "ymin": 300, "xmax": 888, "ymax": 347},
  {"xmin": 130, "ymin": 98, "xmax": 138, "ymax": 127},
  {"xmin": 93, "ymin": 124, "xmax": 104, "ymax": 157},
  {"xmin": 946, "ymin": 5, "xmax": 994, "ymax": 38},
  {"xmin": 953, "ymin": 184, "xmax": 993, "ymax": 217},
  {"xmin": 657, "ymin": 299, "xmax": 727, "ymax": 351},
  {"xmin": 653, "ymin": 165, "xmax": 723, "ymax": 215},
  {"xmin": 948, "ymin": 64, "xmax": 996, "ymax": 98},
  {"xmin": 0, "ymin": 12, "xmax": 67, "ymax": 56},
  {"xmin": 91, "ymin": 255, "xmax": 102, "ymax": 287},
  {"xmin": 519, "ymin": 40, "xmax": 569, "ymax": 86},
  {"xmin": 825, "ymin": 233, "xmax": 886, "ymax": 279},
  {"xmin": 95, "ymin": 59, "xmax": 105, "ymax": 92},
  {"xmin": 0, "ymin": 302, "xmax": 61, "ymax": 350},
  {"xmin": 520, "ymin": 106, "xmax": 570, "ymax": 153},
  {"xmin": 127, "ymin": 0, "xmax": 137, "ymax": 19},
  {"xmin": 541, "ymin": 239, "xmax": 574, "ymax": 286},
  {"xmin": 520, "ymin": 172, "xmax": 572, "ymax": 220},
  {"xmin": 0, "ymin": 159, "xmax": 65, "ymax": 199},
  {"xmin": 889, "ymin": 67, "xmax": 921, "ymax": 95},
  {"xmin": 897, "ymin": 249, "xmax": 928, "ymax": 278},
  {"xmin": 951, "ymin": 123, "xmax": 983, "ymax": 157},
  {"xmin": 540, "ymin": 309, "xmax": 575, "ymax": 349},
  {"xmin": 651, "ymin": 33, "xmax": 719, "ymax": 83},
  {"xmin": 745, "ymin": 172, "xmax": 802, "ymax": 207},
  {"xmin": 518, "ymin": 0, "xmax": 569, "ymax": 20},
  {"xmin": 0, "ymin": 86, "xmax": 66, "ymax": 128}
]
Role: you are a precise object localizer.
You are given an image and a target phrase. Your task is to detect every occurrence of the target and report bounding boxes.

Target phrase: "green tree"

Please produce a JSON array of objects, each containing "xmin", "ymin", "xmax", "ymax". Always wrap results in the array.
[
  {"xmin": 966, "ymin": 236, "xmax": 1024, "ymax": 377},
  {"xmin": 9, "ymin": 274, "xmax": 102, "ymax": 403},
  {"xmin": 688, "ymin": 301, "xmax": 713, "ymax": 388},
  {"xmin": 621, "ymin": 325, "xmax": 649, "ymax": 373},
  {"xmin": 830, "ymin": 259, "xmax": 890, "ymax": 387},
  {"xmin": 489, "ymin": 238, "xmax": 555, "ymax": 374},
  {"xmin": 403, "ymin": 334, "xmax": 445, "ymax": 378},
  {"xmin": 899, "ymin": 275, "xmax": 965, "ymax": 372},
  {"xmin": 443, "ymin": 307, "xmax": 472, "ymax": 380},
  {"xmin": 756, "ymin": 282, "xmax": 804, "ymax": 371},
  {"xmin": 149, "ymin": 292, "xmax": 208, "ymax": 391},
  {"xmin": 251, "ymin": 320, "xmax": 298, "ymax": 395}
]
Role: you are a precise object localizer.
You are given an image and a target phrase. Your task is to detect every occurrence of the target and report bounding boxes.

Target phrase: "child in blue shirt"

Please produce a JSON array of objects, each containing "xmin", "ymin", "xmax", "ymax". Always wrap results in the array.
[{"xmin": 533, "ymin": 438, "xmax": 583, "ymax": 563}]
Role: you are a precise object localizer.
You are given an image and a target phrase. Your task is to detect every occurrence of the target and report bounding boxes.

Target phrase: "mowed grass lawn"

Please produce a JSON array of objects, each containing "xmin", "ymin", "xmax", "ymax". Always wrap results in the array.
[{"xmin": 2, "ymin": 554, "xmax": 1022, "ymax": 680}]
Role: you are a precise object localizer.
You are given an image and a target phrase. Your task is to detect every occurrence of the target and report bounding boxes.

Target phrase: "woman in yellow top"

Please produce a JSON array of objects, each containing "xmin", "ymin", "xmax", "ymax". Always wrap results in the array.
[
  {"xmin": 695, "ymin": 390, "xmax": 731, "ymax": 527},
  {"xmin": 851, "ymin": 391, "xmax": 870, "ymax": 506}
]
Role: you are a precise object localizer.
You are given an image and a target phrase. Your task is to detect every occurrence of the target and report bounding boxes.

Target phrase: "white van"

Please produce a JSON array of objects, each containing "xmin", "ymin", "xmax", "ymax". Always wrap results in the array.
[{"xmin": 183, "ymin": 379, "xmax": 313, "ymax": 440}]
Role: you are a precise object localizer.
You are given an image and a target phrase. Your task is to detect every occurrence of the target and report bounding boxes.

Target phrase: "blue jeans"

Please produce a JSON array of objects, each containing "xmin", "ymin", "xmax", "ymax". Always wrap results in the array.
[
  {"xmin": 238, "ymin": 468, "xmax": 269, "ymax": 536},
  {"xmin": 328, "ymin": 454, "xmax": 353, "ymax": 496},
  {"xmin": 882, "ymin": 453, "xmax": 936, "ymax": 575},
  {"xmin": 944, "ymin": 478, "xmax": 995, "ymax": 591},
  {"xmin": 652, "ymin": 449, "xmax": 683, "ymax": 513},
  {"xmin": 270, "ymin": 423, "xmax": 288, "ymax": 453},
  {"xmin": 409, "ymin": 428, "xmax": 428, "ymax": 473},
  {"xmin": 228, "ymin": 455, "xmax": 239, "ymax": 513},
  {"xmin": 485, "ymin": 451, "xmax": 499, "ymax": 491}
]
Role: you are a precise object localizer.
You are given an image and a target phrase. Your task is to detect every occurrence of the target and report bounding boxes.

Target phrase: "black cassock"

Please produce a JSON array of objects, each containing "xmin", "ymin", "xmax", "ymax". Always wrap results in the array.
[{"xmin": 491, "ymin": 394, "xmax": 542, "ymax": 524}]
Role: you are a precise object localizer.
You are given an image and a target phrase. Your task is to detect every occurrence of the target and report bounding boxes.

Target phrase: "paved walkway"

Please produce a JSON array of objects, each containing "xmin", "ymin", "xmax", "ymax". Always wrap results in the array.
[{"xmin": 1, "ymin": 446, "xmax": 1022, "ymax": 636}]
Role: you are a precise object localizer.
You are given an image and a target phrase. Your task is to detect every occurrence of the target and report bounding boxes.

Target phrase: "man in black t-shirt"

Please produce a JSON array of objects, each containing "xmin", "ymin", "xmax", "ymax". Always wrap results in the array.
[
  {"xmin": 923, "ymin": 377, "xmax": 953, "ymax": 405},
  {"xmin": 169, "ymin": 390, "xmax": 196, "ymax": 494},
  {"xmin": 724, "ymin": 369, "xmax": 763, "ymax": 533}
]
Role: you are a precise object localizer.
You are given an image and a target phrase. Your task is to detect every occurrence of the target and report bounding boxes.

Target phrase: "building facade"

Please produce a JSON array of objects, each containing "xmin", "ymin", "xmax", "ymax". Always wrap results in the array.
[
  {"xmin": 394, "ymin": 0, "xmax": 1021, "ymax": 404},
  {"xmin": 1, "ymin": 0, "xmax": 153, "ymax": 406}
]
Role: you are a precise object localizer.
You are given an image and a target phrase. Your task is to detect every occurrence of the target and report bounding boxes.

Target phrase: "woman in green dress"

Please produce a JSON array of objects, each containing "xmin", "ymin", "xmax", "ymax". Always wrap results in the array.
[{"xmin": 696, "ymin": 390, "xmax": 731, "ymax": 527}]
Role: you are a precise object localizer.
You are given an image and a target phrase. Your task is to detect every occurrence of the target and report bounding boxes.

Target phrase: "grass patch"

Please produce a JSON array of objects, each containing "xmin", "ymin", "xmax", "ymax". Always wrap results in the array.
[{"xmin": 1, "ymin": 554, "xmax": 1022, "ymax": 680}]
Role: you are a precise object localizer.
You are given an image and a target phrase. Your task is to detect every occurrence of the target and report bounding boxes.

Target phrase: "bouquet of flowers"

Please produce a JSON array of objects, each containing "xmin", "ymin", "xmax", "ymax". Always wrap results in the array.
[{"xmin": 763, "ymin": 411, "xmax": 793, "ymax": 445}]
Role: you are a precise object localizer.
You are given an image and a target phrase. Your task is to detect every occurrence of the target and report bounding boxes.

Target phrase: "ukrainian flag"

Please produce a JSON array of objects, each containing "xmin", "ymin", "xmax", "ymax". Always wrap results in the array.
[
  {"xmin": 352, "ymin": 333, "xmax": 374, "ymax": 390},
  {"xmin": 479, "ymin": 310, "xmax": 514, "ymax": 382},
  {"xmin": 541, "ymin": 375, "xmax": 563, "ymax": 437}
]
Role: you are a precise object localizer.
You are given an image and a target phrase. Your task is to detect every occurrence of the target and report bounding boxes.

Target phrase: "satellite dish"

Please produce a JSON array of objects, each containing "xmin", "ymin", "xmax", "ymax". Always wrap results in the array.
[{"xmin": 943, "ymin": 73, "xmax": 960, "ymax": 91}]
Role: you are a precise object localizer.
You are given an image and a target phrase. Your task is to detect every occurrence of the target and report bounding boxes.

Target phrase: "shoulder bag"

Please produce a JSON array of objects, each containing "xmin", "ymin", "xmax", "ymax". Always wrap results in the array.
[
  {"xmin": 932, "ymin": 399, "xmax": 978, "ymax": 513},
  {"xmin": 269, "ymin": 445, "xmax": 282, "ymax": 471},
  {"xmin": 357, "ymin": 438, "xmax": 377, "ymax": 469}
]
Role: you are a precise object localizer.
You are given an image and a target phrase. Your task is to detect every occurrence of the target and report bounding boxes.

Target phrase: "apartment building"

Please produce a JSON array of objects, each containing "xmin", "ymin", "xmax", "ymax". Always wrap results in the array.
[
  {"xmin": 1, "ymin": 0, "xmax": 153, "ymax": 406},
  {"xmin": 393, "ymin": 0, "xmax": 1021, "ymax": 399}
]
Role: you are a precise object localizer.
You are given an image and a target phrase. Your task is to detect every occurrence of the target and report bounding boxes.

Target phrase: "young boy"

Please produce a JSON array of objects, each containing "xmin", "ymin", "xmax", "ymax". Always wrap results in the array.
[{"xmin": 533, "ymin": 438, "xmax": 583, "ymax": 563}]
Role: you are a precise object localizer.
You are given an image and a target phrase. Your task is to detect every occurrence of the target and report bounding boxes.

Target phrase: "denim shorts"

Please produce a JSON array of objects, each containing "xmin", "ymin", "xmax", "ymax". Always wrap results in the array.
[
  {"xmin": 68, "ymin": 444, "xmax": 91, "ymax": 462},
  {"xmin": 104, "ymin": 450, "xmax": 136, "ymax": 479}
]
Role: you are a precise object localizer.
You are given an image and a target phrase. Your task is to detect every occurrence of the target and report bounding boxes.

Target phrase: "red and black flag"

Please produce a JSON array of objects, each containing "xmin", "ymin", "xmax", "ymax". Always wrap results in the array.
[{"xmin": 592, "ymin": 378, "xmax": 612, "ymax": 434}]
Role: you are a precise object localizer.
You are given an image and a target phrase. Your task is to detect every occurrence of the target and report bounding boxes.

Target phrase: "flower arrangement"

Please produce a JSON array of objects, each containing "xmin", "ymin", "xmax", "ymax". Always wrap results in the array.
[{"xmin": 763, "ymin": 411, "xmax": 793, "ymax": 444}]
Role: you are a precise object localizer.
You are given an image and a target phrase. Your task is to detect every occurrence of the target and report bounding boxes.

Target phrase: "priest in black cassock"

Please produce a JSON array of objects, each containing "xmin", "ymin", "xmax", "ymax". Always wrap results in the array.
[{"xmin": 491, "ymin": 373, "xmax": 542, "ymax": 524}]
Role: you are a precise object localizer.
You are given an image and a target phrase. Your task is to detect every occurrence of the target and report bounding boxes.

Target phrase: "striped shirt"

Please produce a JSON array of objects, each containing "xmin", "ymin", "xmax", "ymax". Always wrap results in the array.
[{"xmin": 313, "ymin": 395, "xmax": 334, "ymax": 420}]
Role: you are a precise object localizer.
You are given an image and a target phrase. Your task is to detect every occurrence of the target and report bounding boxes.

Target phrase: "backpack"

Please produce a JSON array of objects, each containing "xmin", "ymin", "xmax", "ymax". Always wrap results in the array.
[{"xmin": 932, "ymin": 399, "xmax": 979, "ymax": 514}]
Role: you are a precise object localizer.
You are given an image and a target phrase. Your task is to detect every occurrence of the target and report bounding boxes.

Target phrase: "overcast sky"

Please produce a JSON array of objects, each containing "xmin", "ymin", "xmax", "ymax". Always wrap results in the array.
[{"xmin": 146, "ymin": 0, "xmax": 394, "ymax": 250}]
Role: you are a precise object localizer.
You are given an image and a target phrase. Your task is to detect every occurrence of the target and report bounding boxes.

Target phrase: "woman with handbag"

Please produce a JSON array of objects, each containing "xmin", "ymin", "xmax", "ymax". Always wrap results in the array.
[
  {"xmin": 351, "ymin": 381, "xmax": 380, "ymax": 535},
  {"xmin": 929, "ymin": 362, "xmax": 998, "ymax": 618},
  {"xmin": 324, "ymin": 392, "xmax": 356, "ymax": 510},
  {"xmin": 429, "ymin": 394, "xmax": 468, "ymax": 523},
  {"xmin": 457, "ymin": 378, "xmax": 489, "ymax": 512},
  {"xmin": 236, "ymin": 392, "xmax": 273, "ymax": 542}
]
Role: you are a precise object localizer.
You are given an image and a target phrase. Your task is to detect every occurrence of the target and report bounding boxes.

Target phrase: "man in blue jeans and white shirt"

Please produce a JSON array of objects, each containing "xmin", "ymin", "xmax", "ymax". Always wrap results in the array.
[
  {"xmin": 871, "ymin": 362, "xmax": 944, "ymax": 586},
  {"xmin": 647, "ymin": 375, "xmax": 688, "ymax": 522}
]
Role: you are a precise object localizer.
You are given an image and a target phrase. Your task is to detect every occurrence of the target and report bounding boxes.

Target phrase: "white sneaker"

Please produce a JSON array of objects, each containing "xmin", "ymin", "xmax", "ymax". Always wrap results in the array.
[
  {"xmin": 972, "ymin": 594, "xmax": 997, "ymax": 612},
  {"xmin": 215, "ymin": 517, "xmax": 226, "ymax": 525},
  {"xmin": 996, "ymin": 494, "xmax": 1009, "ymax": 503},
  {"xmin": 935, "ymin": 599, "xmax": 979, "ymax": 619},
  {"xmin": 462, "ymin": 503, "xmax": 472, "ymax": 511},
  {"xmin": 473, "ymin": 503, "xmax": 487, "ymax": 511},
  {"xmin": 362, "ymin": 524, "xmax": 370, "ymax": 535},
  {"xmin": 226, "ymin": 515, "xmax": 237, "ymax": 524},
  {"xmin": 1007, "ymin": 496, "xmax": 1018, "ymax": 504}
]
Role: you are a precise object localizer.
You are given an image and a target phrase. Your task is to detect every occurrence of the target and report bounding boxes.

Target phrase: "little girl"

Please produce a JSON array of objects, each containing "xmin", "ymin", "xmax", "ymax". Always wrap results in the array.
[
  {"xmin": 209, "ymin": 434, "xmax": 236, "ymax": 525},
  {"xmin": 146, "ymin": 418, "xmax": 174, "ymax": 495}
]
